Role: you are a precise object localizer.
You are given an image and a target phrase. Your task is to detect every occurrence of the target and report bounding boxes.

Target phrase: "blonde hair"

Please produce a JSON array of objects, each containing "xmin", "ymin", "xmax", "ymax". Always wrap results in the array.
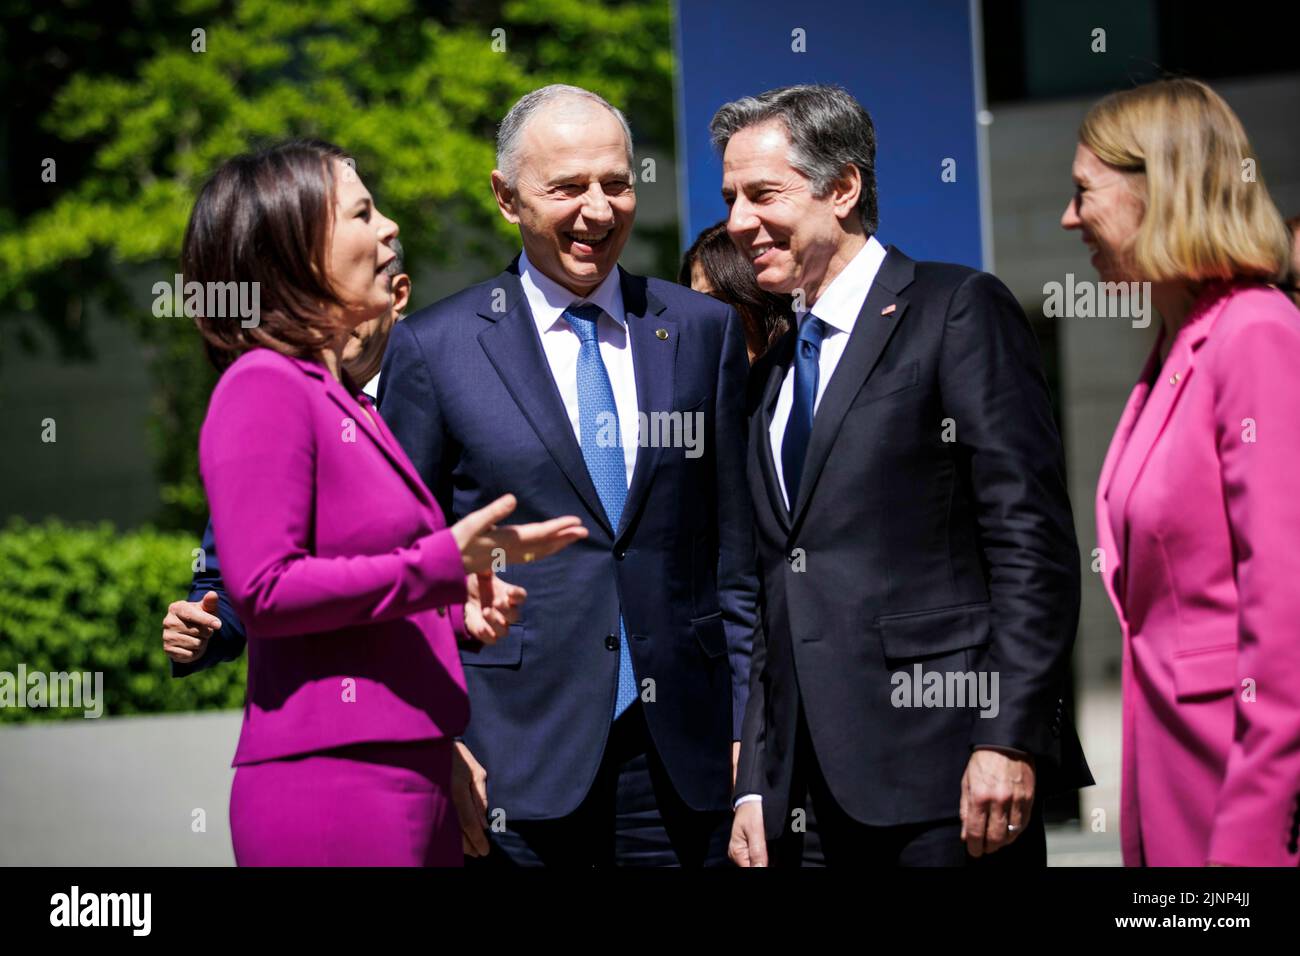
[{"xmin": 1079, "ymin": 78, "xmax": 1290, "ymax": 284}]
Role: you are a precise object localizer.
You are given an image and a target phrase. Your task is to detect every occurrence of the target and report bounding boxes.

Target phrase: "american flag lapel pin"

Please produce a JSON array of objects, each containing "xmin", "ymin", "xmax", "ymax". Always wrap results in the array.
[{"xmin": 881, "ymin": 304, "xmax": 897, "ymax": 316}]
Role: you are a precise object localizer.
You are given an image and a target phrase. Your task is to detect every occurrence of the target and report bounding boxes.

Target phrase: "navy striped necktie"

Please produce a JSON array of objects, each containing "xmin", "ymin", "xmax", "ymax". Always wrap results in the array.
[{"xmin": 782, "ymin": 315, "xmax": 828, "ymax": 506}]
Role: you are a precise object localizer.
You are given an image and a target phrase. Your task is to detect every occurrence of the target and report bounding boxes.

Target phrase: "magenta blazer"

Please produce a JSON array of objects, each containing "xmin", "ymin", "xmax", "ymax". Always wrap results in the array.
[
  {"xmin": 199, "ymin": 349, "xmax": 470, "ymax": 766},
  {"xmin": 1097, "ymin": 282, "xmax": 1300, "ymax": 866}
]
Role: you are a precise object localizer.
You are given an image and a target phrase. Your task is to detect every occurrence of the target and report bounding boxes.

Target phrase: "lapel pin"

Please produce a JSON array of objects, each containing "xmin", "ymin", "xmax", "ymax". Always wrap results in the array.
[
  {"xmin": 881, "ymin": 304, "xmax": 897, "ymax": 316},
  {"xmin": 655, "ymin": 328, "xmax": 669, "ymax": 340}
]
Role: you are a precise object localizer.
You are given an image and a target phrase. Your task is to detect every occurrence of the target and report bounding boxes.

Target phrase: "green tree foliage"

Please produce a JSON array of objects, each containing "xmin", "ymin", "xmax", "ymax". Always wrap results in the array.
[
  {"xmin": 0, "ymin": 0, "xmax": 676, "ymax": 528},
  {"xmin": 0, "ymin": 519, "xmax": 245, "ymax": 721}
]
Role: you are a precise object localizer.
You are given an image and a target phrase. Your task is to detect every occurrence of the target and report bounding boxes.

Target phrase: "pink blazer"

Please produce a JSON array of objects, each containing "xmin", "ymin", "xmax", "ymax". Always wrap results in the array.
[
  {"xmin": 1096, "ymin": 282, "xmax": 1300, "ymax": 866},
  {"xmin": 199, "ymin": 349, "xmax": 470, "ymax": 765}
]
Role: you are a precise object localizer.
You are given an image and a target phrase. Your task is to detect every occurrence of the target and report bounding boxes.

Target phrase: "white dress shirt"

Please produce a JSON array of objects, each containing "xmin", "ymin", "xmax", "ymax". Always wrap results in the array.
[
  {"xmin": 768, "ymin": 235, "xmax": 887, "ymax": 510},
  {"xmin": 519, "ymin": 250, "xmax": 639, "ymax": 487}
]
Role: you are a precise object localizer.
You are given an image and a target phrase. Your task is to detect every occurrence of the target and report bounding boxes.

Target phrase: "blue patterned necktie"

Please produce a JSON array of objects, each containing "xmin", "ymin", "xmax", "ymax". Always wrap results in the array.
[
  {"xmin": 782, "ymin": 315, "xmax": 828, "ymax": 507},
  {"xmin": 564, "ymin": 303, "xmax": 638, "ymax": 719}
]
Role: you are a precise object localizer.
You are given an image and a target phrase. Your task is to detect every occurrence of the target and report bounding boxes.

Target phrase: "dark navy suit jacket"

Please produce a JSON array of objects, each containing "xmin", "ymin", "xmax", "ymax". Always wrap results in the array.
[
  {"xmin": 737, "ymin": 247, "xmax": 1091, "ymax": 836},
  {"xmin": 377, "ymin": 259, "xmax": 757, "ymax": 819},
  {"xmin": 170, "ymin": 520, "xmax": 247, "ymax": 678}
]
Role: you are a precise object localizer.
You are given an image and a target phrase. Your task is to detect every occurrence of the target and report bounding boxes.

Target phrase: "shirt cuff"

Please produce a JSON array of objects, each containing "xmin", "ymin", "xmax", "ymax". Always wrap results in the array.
[
  {"xmin": 972, "ymin": 743, "xmax": 1031, "ymax": 760},
  {"xmin": 733, "ymin": 793, "xmax": 762, "ymax": 810}
]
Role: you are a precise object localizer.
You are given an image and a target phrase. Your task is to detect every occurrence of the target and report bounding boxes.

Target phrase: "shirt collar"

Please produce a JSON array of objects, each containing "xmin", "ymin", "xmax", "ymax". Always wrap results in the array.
[
  {"xmin": 519, "ymin": 249, "xmax": 626, "ymax": 334},
  {"xmin": 798, "ymin": 234, "xmax": 887, "ymax": 336}
]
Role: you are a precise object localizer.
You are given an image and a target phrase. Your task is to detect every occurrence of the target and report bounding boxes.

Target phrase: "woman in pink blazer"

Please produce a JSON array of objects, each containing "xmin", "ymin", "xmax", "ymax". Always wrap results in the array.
[
  {"xmin": 1063, "ymin": 79, "xmax": 1300, "ymax": 866},
  {"xmin": 184, "ymin": 140, "xmax": 586, "ymax": 866}
]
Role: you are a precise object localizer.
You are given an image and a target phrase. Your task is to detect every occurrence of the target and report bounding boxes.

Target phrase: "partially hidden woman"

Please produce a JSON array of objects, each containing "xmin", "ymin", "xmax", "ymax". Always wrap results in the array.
[
  {"xmin": 1062, "ymin": 79, "xmax": 1300, "ymax": 866},
  {"xmin": 185, "ymin": 140, "xmax": 587, "ymax": 866},
  {"xmin": 679, "ymin": 219, "xmax": 790, "ymax": 363}
]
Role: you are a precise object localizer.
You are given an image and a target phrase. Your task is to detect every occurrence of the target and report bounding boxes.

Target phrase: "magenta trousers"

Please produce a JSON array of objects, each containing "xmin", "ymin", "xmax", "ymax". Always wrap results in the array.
[{"xmin": 230, "ymin": 739, "xmax": 461, "ymax": 866}]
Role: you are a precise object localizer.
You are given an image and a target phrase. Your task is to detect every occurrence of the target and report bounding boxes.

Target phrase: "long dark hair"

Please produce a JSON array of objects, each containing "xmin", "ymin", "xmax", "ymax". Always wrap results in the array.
[
  {"xmin": 679, "ymin": 220, "xmax": 791, "ymax": 360},
  {"xmin": 182, "ymin": 139, "xmax": 355, "ymax": 371}
]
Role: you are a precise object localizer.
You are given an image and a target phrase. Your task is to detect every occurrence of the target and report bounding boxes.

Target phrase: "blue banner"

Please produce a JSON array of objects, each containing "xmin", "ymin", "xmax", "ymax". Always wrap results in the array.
[{"xmin": 673, "ymin": 0, "xmax": 988, "ymax": 270}]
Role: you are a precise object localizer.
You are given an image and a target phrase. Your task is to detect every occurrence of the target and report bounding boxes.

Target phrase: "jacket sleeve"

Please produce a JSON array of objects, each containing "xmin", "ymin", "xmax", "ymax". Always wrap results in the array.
[
  {"xmin": 200, "ymin": 359, "xmax": 467, "ymax": 639},
  {"xmin": 715, "ymin": 305, "xmax": 759, "ymax": 738},
  {"xmin": 1207, "ymin": 303, "xmax": 1300, "ymax": 866},
  {"xmin": 170, "ymin": 519, "xmax": 248, "ymax": 678},
  {"xmin": 938, "ymin": 271, "xmax": 1081, "ymax": 765},
  {"xmin": 734, "ymin": 603, "xmax": 768, "ymax": 802}
]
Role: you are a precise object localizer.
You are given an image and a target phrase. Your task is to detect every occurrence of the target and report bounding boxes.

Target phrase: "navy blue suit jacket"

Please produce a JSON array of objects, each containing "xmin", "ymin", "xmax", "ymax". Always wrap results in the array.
[
  {"xmin": 377, "ymin": 259, "xmax": 757, "ymax": 818},
  {"xmin": 171, "ymin": 520, "xmax": 247, "ymax": 678}
]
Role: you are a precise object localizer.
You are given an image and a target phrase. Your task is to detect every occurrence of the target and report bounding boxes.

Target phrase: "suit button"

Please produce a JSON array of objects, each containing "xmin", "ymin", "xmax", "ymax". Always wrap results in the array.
[
  {"xmin": 604, "ymin": 634, "xmax": 619, "ymax": 650},
  {"xmin": 614, "ymin": 549, "xmax": 626, "ymax": 561}
]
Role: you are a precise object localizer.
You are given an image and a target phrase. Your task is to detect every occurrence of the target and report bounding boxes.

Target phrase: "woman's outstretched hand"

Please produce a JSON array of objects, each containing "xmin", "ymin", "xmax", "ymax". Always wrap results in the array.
[{"xmin": 450, "ymin": 494, "xmax": 588, "ymax": 575}]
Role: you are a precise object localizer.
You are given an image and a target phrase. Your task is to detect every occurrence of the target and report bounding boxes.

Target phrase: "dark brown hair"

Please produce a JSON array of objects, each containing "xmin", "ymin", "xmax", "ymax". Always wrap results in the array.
[
  {"xmin": 679, "ymin": 220, "xmax": 792, "ymax": 360},
  {"xmin": 182, "ymin": 139, "xmax": 354, "ymax": 371}
]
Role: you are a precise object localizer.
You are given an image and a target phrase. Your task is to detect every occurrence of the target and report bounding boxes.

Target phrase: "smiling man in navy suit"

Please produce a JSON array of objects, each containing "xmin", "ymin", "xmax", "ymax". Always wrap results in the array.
[
  {"xmin": 378, "ymin": 85, "xmax": 756, "ymax": 866},
  {"xmin": 718, "ymin": 85, "xmax": 1091, "ymax": 867}
]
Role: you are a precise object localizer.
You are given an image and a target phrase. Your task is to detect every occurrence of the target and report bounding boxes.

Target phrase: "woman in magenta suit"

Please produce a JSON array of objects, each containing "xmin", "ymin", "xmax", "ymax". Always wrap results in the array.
[
  {"xmin": 184, "ymin": 140, "xmax": 586, "ymax": 866},
  {"xmin": 1062, "ymin": 79, "xmax": 1300, "ymax": 866}
]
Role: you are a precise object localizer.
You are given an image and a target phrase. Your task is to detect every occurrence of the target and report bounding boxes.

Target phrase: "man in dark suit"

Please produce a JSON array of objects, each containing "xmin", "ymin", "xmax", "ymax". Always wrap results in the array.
[
  {"xmin": 378, "ymin": 84, "xmax": 756, "ymax": 865},
  {"xmin": 717, "ymin": 85, "xmax": 1091, "ymax": 867}
]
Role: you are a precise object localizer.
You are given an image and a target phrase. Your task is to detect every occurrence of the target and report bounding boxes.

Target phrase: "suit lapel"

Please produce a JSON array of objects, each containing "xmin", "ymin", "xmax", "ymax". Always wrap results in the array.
[
  {"xmin": 1096, "ymin": 367, "xmax": 1155, "ymax": 509},
  {"xmin": 1095, "ymin": 344, "xmax": 1159, "ymax": 607},
  {"xmin": 788, "ymin": 246, "xmax": 914, "ymax": 530},
  {"xmin": 1105, "ymin": 289, "xmax": 1234, "ymax": 577},
  {"xmin": 618, "ymin": 269, "xmax": 674, "ymax": 541},
  {"xmin": 756, "ymin": 329, "xmax": 797, "ymax": 532},
  {"xmin": 1108, "ymin": 340, "xmax": 1195, "ymax": 576},
  {"xmin": 475, "ymin": 266, "xmax": 613, "ymax": 537}
]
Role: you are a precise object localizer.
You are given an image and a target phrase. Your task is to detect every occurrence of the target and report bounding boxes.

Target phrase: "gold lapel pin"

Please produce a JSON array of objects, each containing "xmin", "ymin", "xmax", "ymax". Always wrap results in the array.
[
  {"xmin": 655, "ymin": 328, "xmax": 669, "ymax": 340},
  {"xmin": 881, "ymin": 304, "xmax": 897, "ymax": 316}
]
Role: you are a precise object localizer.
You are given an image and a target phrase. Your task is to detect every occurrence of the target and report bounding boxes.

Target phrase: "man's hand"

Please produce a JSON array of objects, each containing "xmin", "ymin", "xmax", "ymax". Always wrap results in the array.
[
  {"xmin": 463, "ymin": 571, "xmax": 526, "ymax": 644},
  {"xmin": 959, "ymin": 748, "xmax": 1035, "ymax": 857},
  {"xmin": 453, "ymin": 741, "xmax": 490, "ymax": 857},
  {"xmin": 162, "ymin": 591, "xmax": 222, "ymax": 664},
  {"xmin": 729, "ymin": 800, "xmax": 768, "ymax": 867}
]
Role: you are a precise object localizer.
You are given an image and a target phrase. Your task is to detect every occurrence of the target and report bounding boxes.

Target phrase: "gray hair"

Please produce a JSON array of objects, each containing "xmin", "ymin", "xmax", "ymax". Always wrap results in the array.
[
  {"xmin": 709, "ymin": 84, "xmax": 878, "ymax": 235},
  {"xmin": 496, "ymin": 84, "xmax": 634, "ymax": 185}
]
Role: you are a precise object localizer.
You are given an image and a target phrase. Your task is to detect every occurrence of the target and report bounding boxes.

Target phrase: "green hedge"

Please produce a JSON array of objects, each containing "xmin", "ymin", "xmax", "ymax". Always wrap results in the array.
[{"xmin": 0, "ymin": 519, "xmax": 245, "ymax": 723}]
